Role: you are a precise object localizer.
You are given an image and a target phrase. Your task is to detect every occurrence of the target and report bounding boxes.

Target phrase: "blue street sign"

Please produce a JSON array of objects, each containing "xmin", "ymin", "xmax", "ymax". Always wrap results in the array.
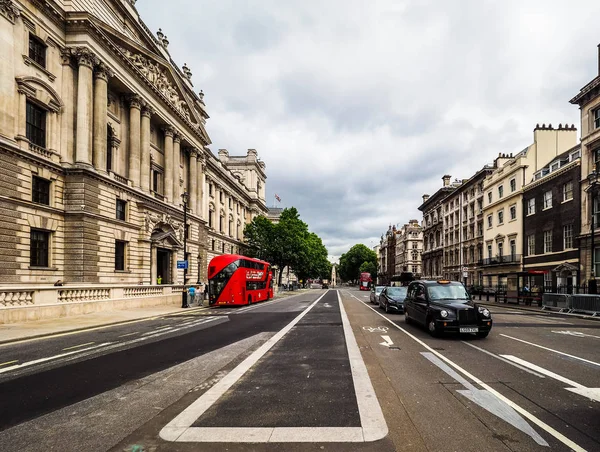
[{"xmin": 177, "ymin": 260, "xmax": 188, "ymax": 269}]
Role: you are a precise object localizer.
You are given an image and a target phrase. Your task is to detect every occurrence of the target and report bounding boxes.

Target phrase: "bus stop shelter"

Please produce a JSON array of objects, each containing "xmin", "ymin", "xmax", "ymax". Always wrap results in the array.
[{"xmin": 497, "ymin": 270, "xmax": 547, "ymax": 305}]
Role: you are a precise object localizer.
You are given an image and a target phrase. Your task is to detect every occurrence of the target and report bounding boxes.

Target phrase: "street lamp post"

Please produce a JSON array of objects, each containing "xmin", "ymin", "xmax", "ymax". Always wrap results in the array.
[
  {"xmin": 181, "ymin": 191, "xmax": 189, "ymax": 308},
  {"xmin": 587, "ymin": 171, "xmax": 598, "ymax": 294}
]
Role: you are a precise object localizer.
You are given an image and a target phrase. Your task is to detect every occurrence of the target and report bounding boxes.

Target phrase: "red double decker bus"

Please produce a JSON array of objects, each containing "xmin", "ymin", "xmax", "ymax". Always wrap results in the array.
[
  {"xmin": 208, "ymin": 254, "xmax": 274, "ymax": 306},
  {"xmin": 359, "ymin": 272, "xmax": 372, "ymax": 291}
]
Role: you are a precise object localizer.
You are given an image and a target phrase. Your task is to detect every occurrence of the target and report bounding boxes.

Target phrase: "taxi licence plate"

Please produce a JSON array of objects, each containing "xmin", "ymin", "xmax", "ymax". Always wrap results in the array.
[{"xmin": 460, "ymin": 327, "xmax": 479, "ymax": 333}]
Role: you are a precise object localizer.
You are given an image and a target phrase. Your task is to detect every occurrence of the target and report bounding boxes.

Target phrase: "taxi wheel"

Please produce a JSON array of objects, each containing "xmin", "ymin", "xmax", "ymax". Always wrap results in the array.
[
  {"xmin": 385, "ymin": 303, "xmax": 389, "ymax": 314},
  {"xmin": 427, "ymin": 317, "xmax": 439, "ymax": 337},
  {"xmin": 476, "ymin": 331, "xmax": 489, "ymax": 339}
]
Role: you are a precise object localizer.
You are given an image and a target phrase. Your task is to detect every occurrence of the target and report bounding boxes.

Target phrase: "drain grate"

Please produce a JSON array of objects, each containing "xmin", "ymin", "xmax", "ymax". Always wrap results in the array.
[{"xmin": 388, "ymin": 346, "xmax": 401, "ymax": 350}]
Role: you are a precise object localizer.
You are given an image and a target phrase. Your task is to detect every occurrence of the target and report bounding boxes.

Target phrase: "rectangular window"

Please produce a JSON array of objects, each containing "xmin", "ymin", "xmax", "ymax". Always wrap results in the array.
[
  {"xmin": 487, "ymin": 244, "xmax": 492, "ymax": 258},
  {"xmin": 498, "ymin": 185, "xmax": 504, "ymax": 198},
  {"xmin": 544, "ymin": 230, "xmax": 552, "ymax": 253},
  {"xmin": 563, "ymin": 224, "xmax": 573, "ymax": 249},
  {"xmin": 219, "ymin": 191, "xmax": 223, "ymax": 203},
  {"xmin": 209, "ymin": 210, "xmax": 214, "ymax": 229},
  {"xmin": 487, "ymin": 192, "xmax": 492, "ymax": 204},
  {"xmin": 509, "ymin": 205, "xmax": 516, "ymax": 220},
  {"xmin": 209, "ymin": 184, "xmax": 214, "ymax": 196},
  {"xmin": 116, "ymin": 199, "xmax": 126, "ymax": 221},
  {"xmin": 26, "ymin": 101, "xmax": 46, "ymax": 147},
  {"xmin": 497, "ymin": 209, "xmax": 504, "ymax": 225},
  {"xmin": 509, "ymin": 178, "xmax": 516, "ymax": 192},
  {"xmin": 510, "ymin": 240, "xmax": 516, "ymax": 257},
  {"xmin": 211, "ymin": 239, "xmax": 215, "ymax": 250},
  {"xmin": 152, "ymin": 170, "xmax": 163, "ymax": 194},
  {"xmin": 562, "ymin": 181, "xmax": 573, "ymax": 201},
  {"xmin": 528, "ymin": 234, "xmax": 535, "ymax": 255},
  {"xmin": 219, "ymin": 215, "xmax": 223, "ymax": 232},
  {"xmin": 222, "ymin": 243, "xmax": 225, "ymax": 253},
  {"xmin": 594, "ymin": 108, "xmax": 600, "ymax": 130},
  {"xmin": 487, "ymin": 215, "xmax": 492, "ymax": 228},
  {"xmin": 115, "ymin": 240, "xmax": 126, "ymax": 271},
  {"xmin": 543, "ymin": 190, "xmax": 552, "ymax": 209},
  {"xmin": 32, "ymin": 176, "xmax": 50, "ymax": 205},
  {"xmin": 30, "ymin": 229, "xmax": 49, "ymax": 267},
  {"xmin": 527, "ymin": 198, "xmax": 535, "ymax": 215},
  {"xmin": 498, "ymin": 242, "xmax": 504, "ymax": 257},
  {"xmin": 28, "ymin": 34, "xmax": 46, "ymax": 67}
]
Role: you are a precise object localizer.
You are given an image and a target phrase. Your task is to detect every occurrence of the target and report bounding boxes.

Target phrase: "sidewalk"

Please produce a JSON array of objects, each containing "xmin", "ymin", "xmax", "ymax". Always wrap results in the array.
[
  {"xmin": 0, "ymin": 289, "xmax": 308, "ymax": 346},
  {"xmin": 476, "ymin": 298, "xmax": 600, "ymax": 321}
]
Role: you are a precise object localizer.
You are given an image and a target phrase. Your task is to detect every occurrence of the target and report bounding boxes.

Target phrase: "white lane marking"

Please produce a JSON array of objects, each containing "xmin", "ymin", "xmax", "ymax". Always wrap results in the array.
[
  {"xmin": 143, "ymin": 326, "xmax": 173, "ymax": 336},
  {"xmin": 345, "ymin": 291, "xmax": 586, "ymax": 452},
  {"xmin": 160, "ymin": 292, "xmax": 387, "ymax": 443},
  {"xmin": 422, "ymin": 352, "xmax": 548, "ymax": 446},
  {"xmin": 118, "ymin": 331, "xmax": 139, "ymax": 338},
  {"xmin": 461, "ymin": 342, "xmax": 545, "ymax": 379},
  {"xmin": 500, "ymin": 334, "xmax": 600, "ymax": 367},
  {"xmin": 500, "ymin": 355, "xmax": 600, "ymax": 403},
  {"xmin": 62, "ymin": 341, "xmax": 95, "ymax": 351},
  {"xmin": 379, "ymin": 336, "xmax": 394, "ymax": 347},
  {"xmin": 527, "ymin": 316, "xmax": 573, "ymax": 325},
  {"xmin": 0, "ymin": 343, "xmax": 112, "ymax": 374},
  {"xmin": 552, "ymin": 330, "xmax": 600, "ymax": 339},
  {"xmin": 362, "ymin": 326, "xmax": 388, "ymax": 333},
  {"xmin": 338, "ymin": 290, "xmax": 388, "ymax": 441}
]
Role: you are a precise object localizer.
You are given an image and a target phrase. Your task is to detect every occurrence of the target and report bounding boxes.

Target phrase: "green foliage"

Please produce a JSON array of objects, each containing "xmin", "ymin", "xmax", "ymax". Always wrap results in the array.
[
  {"xmin": 338, "ymin": 244, "xmax": 377, "ymax": 283},
  {"xmin": 243, "ymin": 207, "xmax": 332, "ymax": 284}
]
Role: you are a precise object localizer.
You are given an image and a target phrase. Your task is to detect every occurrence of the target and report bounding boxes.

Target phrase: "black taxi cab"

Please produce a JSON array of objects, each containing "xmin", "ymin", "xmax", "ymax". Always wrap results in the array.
[{"xmin": 404, "ymin": 280, "xmax": 492, "ymax": 338}]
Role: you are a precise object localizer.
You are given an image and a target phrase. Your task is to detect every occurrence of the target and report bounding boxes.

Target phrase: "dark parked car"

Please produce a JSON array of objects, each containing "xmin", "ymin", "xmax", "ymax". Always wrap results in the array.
[
  {"xmin": 370, "ymin": 285, "xmax": 385, "ymax": 304},
  {"xmin": 404, "ymin": 280, "xmax": 492, "ymax": 338},
  {"xmin": 379, "ymin": 286, "xmax": 407, "ymax": 313}
]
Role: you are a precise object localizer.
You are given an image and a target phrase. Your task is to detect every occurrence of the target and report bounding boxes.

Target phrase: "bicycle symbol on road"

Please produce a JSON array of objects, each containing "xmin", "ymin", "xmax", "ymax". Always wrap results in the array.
[{"xmin": 363, "ymin": 326, "xmax": 389, "ymax": 333}]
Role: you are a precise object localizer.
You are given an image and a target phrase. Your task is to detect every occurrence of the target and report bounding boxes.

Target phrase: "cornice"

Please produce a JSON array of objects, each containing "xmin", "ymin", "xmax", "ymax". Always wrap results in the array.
[
  {"xmin": 523, "ymin": 160, "xmax": 579, "ymax": 192},
  {"xmin": 570, "ymin": 75, "xmax": 600, "ymax": 106}
]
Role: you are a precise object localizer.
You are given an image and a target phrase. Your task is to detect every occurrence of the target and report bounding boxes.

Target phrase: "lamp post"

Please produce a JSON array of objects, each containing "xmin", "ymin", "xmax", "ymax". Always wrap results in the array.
[
  {"xmin": 587, "ymin": 170, "xmax": 598, "ymax": 294},
  {"xmin": 181, "ymin": 191, "xmax": 189, "ymax": 308}
]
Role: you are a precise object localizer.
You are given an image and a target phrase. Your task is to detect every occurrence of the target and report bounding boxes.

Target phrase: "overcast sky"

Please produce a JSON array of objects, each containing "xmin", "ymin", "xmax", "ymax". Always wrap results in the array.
[{"xmin": 138, "ymin": 0, "xmax": 600, "ymax": 262}]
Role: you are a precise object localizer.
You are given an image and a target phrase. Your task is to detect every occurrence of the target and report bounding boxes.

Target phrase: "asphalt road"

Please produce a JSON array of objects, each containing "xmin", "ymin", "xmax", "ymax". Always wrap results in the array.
[{"xmin": 0, "ymin": 288, "xmax": 598, "ymax": 452}]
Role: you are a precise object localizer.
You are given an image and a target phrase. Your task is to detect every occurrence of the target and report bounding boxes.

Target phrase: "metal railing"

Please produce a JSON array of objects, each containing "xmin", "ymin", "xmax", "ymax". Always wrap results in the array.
[{"xmin": 542, "ymin": 293, "xmax": 600, "ymax": 316}]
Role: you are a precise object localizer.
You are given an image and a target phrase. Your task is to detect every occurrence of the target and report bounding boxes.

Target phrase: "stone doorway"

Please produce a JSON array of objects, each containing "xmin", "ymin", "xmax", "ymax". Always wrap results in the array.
[{"xmin": 157, "ymin": 248, "xmax": 171, "ymax": 284}]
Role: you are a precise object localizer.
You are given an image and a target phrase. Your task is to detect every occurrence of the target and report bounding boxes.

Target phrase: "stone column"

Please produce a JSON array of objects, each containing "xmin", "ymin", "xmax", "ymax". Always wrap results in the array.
[
  {"xmin": 74, "ymin": 48, "xmax": 97, "ymax": 166},
  {"xmin": 150, "ymin": 245, "xmax": 157, "ymax": 285},
  {"xmin": 163, "ymin": 126, "xmax": 174, "ymax": 202},
  {"xmin": 127, "ymin": 94, "xmax": 142, "ymax": 187},
  {"xmin": 173, "ymin": 133, "xmax": 181, "ymax": 205},
  {"xmin": 200, "ymin": 166, "xmax": 207, "ymax": 220},
  {"xmin": 59, "ymin": 48, "xmax": 74, "ymax": 163},
  {"xmin": 15, "ymin": 88, "xmax": 27, "ymax": 148},
  {"xmin": 171, "ymin": 250, "xmax": 179, "ymax": 284},
  {"xmin": 188, "ymin": 148, "xmax": 198, "ymax": 214},
  {"xmin": 92, "ymin": 63, "xmax": 112, "ymax": 172},
  {"xmin": 140, "ymin": 105, "xmax": 153, "ymax": 192}
]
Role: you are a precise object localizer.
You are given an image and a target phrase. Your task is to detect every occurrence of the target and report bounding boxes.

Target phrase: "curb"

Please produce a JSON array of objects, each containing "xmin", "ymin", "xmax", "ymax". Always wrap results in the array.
[
  {"xmin": 476, "ymin": 300, "xmax": 600, "ymax": 321},
  {"xmin": 0, "ymin": 304, "xmax": 208, "ymax": 346}
]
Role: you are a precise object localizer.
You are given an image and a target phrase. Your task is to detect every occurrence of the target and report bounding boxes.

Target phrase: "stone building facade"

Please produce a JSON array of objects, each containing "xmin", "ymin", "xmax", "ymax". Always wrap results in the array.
[
  {"xmin": 0, "ymin": 0, "xmax": 267, "ymax": 289},
  {"xmin": 441, "ymin": 167, "xmax": 493, "ymax": 286},
  {"xmin": 419, "ymin": 175, "xmax": 456, "ymax": 280},
  {"xmin": 522, "ymin": 146, "xmax": 581, "ymax": 290},
  {"xmin": 394, "ymin": 219, "xmax": 423, "ymax": 278},
  {"xmin": 570, "ymin": 45, "xmax": 600, "ymax": 284},
  {"xmin": 480, "ymin": 125, "xmax": 577, "ymax": 288}
]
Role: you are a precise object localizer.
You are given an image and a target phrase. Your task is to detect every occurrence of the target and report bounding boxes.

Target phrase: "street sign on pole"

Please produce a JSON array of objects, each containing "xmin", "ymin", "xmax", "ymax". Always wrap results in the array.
[
  {"xmin": 177, "ymin": 260, "xmax": 188, "ymax": 269},
  {"xmin": 462, "ymin": 271, "xmax": 468, "ymax": 278},
  {"xmin": 462, "ymin": 267, "xmax": 468, "ymax": 272}
]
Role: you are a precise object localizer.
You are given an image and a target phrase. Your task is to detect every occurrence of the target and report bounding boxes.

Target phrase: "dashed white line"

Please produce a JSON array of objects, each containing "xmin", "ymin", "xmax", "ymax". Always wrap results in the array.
[{"xmin": 500, "ymin": 334, "xmax": 600, "ymax": 367}]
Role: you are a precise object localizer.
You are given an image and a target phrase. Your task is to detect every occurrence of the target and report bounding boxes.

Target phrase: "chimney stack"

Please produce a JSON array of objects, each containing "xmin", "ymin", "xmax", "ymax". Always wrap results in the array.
[{"xmin": 442, "ymin": 175, "xmax": 451, "ymax": 186}]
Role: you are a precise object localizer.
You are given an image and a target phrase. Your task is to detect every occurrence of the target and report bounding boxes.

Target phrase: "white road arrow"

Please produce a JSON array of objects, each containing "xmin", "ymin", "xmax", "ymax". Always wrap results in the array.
[
  {"xmin": 501, "ymin": 355, "xmax": 600, "ymax": 403},
  {"xmin": 422, "ymin": 352, "xmax": 548, "ymax": 446},
  {"xmin": 552, "ymin": 330, "xmax": 600, "ymax": 339},
  {"xmin": 379, "ymin": 335, "xmax": 394, "ymax": 347}
]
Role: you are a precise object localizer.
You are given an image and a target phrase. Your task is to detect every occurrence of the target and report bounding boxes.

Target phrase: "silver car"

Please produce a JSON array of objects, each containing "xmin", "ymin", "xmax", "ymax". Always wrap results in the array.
[{"xmin": 370, "ymin": 285, "xmax": 385, "ymax": 304}]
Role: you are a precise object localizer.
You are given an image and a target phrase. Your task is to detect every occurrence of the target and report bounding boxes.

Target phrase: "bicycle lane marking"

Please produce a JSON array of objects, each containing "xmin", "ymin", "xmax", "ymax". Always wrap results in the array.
[
  {"xmin": 159, "ymin": 290, "xmax": 388, "ymax": 443},
  {"xmin": 343, "ymin": 290, "xmax": 586, "ymax": 452}
]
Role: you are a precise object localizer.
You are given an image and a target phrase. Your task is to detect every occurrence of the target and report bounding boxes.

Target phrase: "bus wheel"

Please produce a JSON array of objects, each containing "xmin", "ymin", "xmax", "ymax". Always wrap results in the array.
[{"xmin": 247, "ymin": 295, "xmax": 252, "ymax": 305}]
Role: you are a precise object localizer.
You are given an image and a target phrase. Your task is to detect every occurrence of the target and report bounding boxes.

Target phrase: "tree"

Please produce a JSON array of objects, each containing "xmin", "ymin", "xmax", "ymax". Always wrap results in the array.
[
  {"xmin": 339, "ymin": 244, "xmax": 377, "ymax": 283},
  {"xmin": 244, "ymin": 207, "xmax": 330, "ymax": 286}
]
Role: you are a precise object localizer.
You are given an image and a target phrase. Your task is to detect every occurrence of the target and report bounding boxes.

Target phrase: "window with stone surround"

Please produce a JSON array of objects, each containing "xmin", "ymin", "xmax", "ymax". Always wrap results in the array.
[
  {"xmin": 497, "ymin": 209, "xmax": 504, "ymax": 225},
  {"xmin": 28, "ymin": 33, "xmax": 46, "ymax": 68},
  {"xmin": 116, "ymin": 199, "xmax": 127, "ymax": 221},
  {"xmin": 509, "ymin": 204, "xmax": 516, "ymax": 220},
  {"xmin": 527, "ymin": 197, "xmax": 535, "ymax": 215},
  {"xmin": 510, "ymin": 178, "xmax": 516, "ymax": 192},
  {"xmin": 26, "ymin": 101, "xmax": 46, "ymax": 148},
  {"xmin": 487, "ymin": 192, "xmax": 492, "ymax": 204},
  {"xmin": 543, "ymin": 190, "xmax": 552, "ymax": 209},
  {"xmin": 594, "ymin": 107, "xmax": 600, "ymax": 130},
  {"xmin": 32, "ymin": 176, "xmax": 50, "ymax": 205},
  {"xmin": 115, "ymin": 240, "xmax": 126, "ymax": 271},
  {"xmin": 152, "ymin": 168, "xmax": 163, "ymax": 195},
  {"xmin": 498, "ymin": 185, "xmax": 504, "ymax": 199},
  {"xmin": 30, "ymin": 229, "xmax": 50, "ymax": 267}
]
